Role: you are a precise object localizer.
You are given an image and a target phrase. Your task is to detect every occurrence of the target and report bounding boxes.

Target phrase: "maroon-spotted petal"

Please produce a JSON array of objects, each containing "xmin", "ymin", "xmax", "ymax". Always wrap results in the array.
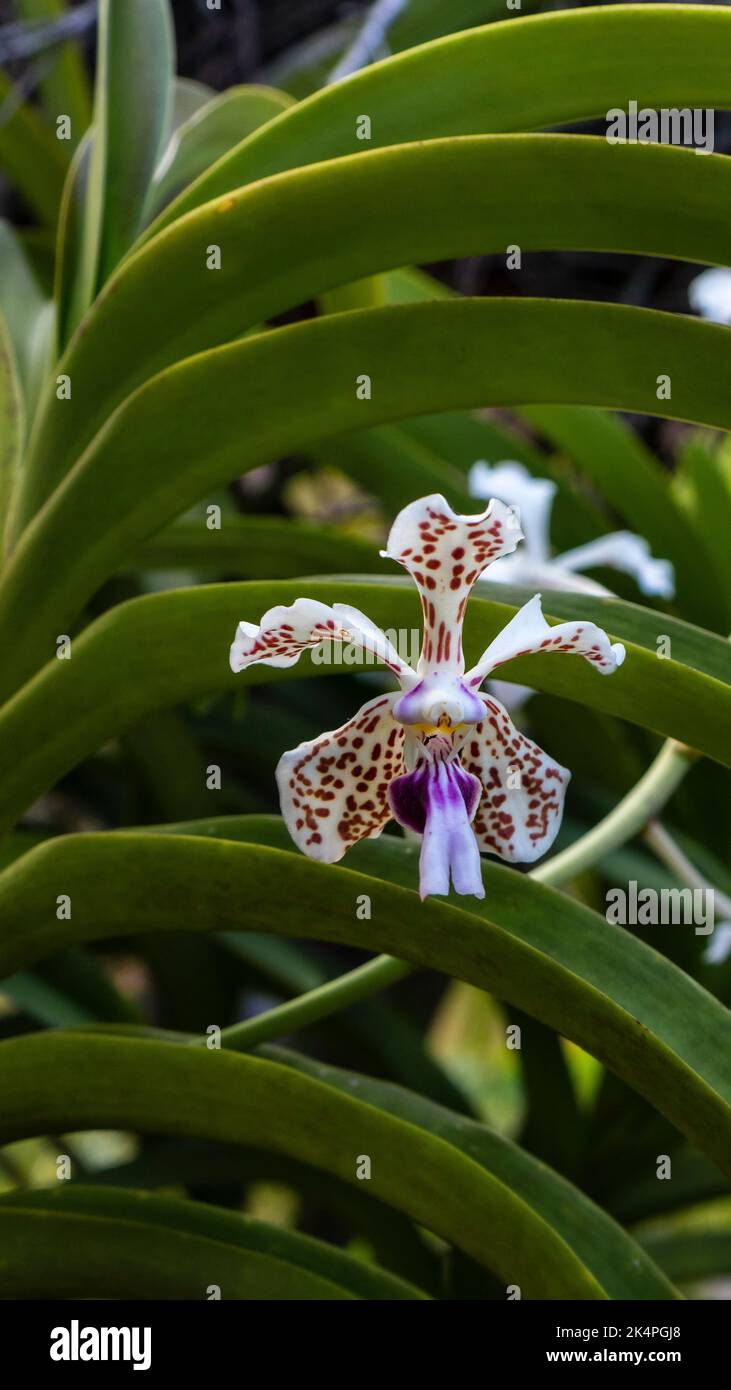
[
  {"xmin": 460, "ymin": 695, "xmax": 571, "ymax": 863},
  {"xmin": 276, "ymin": 694, "xmax": 405, "ymax": 862},
  {"xmin": 381, "ymin": 494, "xmax": 522, "ymax": 674}
]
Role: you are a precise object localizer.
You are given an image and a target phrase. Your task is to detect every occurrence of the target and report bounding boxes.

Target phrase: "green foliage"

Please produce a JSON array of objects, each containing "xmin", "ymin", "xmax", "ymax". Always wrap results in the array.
[{"xmin": 0, "ymin": 0, "xmax": 729, "ymax": 1300}]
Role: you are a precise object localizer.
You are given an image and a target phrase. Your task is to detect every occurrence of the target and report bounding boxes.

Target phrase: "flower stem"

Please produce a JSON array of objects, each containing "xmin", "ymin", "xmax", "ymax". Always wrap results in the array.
[
  {"xmin": 220, "ymin": 954, "xmax": 413, "ymax": 1052},
  {"xmin": 221, "ymin": 739, "xmax": 698, "ymax": 1053}
]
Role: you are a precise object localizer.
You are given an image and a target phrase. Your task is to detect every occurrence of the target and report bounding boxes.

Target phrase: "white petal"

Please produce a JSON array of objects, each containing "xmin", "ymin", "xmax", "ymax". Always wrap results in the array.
[
  {"xmin": 229, "ymin": 597, "xmax": 415, "ymax": 681},
  {"xmin": 468, "ymin": 460, "xmax": 556, "ymax": 564},
  {"xmin": 557, "ymin": 532, "xmax": 675, "ymax": 599},
  {"xmin": 381, "ymin": 493, "xmax": 523, "ymax": 674},
  {"xmin": 702, "ymin": 922, "xmax": 731, "ymax": 965},
  {"xmin": 479, "ymin": 556, "xmax": 612, "ymax": 596},
  {"xmin": 466, "ymin": 593, "xmax": 625, "ymax": 687},
  {"xmin": 688, "ymin": 267, "xmax": 731, "ymax": 325},
  {"xmin": 276, "ymin": 693, "xmax": 404, "ymax": 862},
  {"xmin": 459, "ymin": 694, "xmax": 570, "ymax": 862}
]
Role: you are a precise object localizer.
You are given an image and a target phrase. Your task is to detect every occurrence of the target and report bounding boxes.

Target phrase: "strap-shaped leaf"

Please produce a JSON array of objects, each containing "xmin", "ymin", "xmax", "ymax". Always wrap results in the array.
[
  {"xmin": 639, "ymin": 1230, "xmax": 731, "ymax": 1285},
  {"xmin": 611, "ymin": 1150, "xmax": 730, "ymax": 1225},
  {"xmin": 0, "ymin": 579, "xmax": 728, "ymax": 834},
  {"xmin": 66, "ymin": 0, "xmax": 174, "ymax": 334},
  {"xmin": 146, "ymin": 3, "xmax": 731, "ymax": 238},
  {"xmin": 259, "ymin": 1045, "xmax": 677, "ymax": 1300},
  {"xmin": 0, "ymin": 1030, "xmax": 671, "ymax": 1298},
  {"xmin": 0, "ymin": 221, "xmax": 53, "ymax": 425},
  {"xmin": 308, "ymin": 423, "xmax": 475, "ymax": 515},
  {"xmin": 673, "ymin": 435, "xmax": 731, "ymax": 629},
  {"xmin": 22, "ymin": 135, "xmax": 731, "ymax": 519},
  {"xmin": 523, "ymin": 405, "xmax": 726, "ymax": 632},
  {"xmin": 5, "ymin": 944, "xmax": 140, "ymax": 1029},
  {"xmin": 0, "ymin": 72, "xmax": 67, "ymax": 225},
  {"xmin": 378, "ymin": 268, "xmax": 724, "ymax": 631},
  {"xmin": 130, "ymin": 515, "xmax": 379, "ymax": 576},
  {"xmin": 168, "ymin": 78, "xmax": 214, "ymax": 129},
  {"xmin": 2, "ymin": 299, "xmax": 731, "ymax": 701},
  {"xmin": 379, "ymin": 406, "xmax": 608, "ymax": 553},
  {"xmin": 0, "ymin": 1186, "xmax": 425, "ymax": 1300},
  {"xmin": 148, "ymin": 84, "xmax": 294, "ymax": 216},
  {"xmin": 14, "ymin": 0, "xmax": 92, "ymax": 147},
  {"xmin": 0, "ymin": 828, "xmax": 730, "ymax": 1179},
  {"xmin": 282, "ymin": 0, "xmax": 543, "ymax": 97},
  {"xmin": 87, "ymin": 1141, "xmax": 440, "ymax": 1292},
  {"xmin": 52, "ymin": 130, "xmax": 93, "ymax": 356},
  {"xmin": 0, "ymin": 314, "xmax": 22, "ymax": 549}
]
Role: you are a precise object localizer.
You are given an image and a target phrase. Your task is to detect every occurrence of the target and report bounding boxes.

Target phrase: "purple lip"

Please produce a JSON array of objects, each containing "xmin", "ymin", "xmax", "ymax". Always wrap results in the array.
[{"xmin": 389, "ymin": 757, "xmax": 484, "ymax": 899}]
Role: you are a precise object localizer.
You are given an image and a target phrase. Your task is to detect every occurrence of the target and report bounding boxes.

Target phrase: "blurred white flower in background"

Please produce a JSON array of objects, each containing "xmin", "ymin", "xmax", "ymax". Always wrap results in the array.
[
  {"xmin": 469, "ymin": 461, "xmax": 675, "ymax": 600},
  {"xmin": 688, "ymin": 267, "xmax": 731, "ymax": 325},
  {"xmin": 469, "ymin": 460, "xmax": 674, "ymax": 711},
  {"xmin": 702, "ymin": 922, "xmax": 731, "ymax": 965}
]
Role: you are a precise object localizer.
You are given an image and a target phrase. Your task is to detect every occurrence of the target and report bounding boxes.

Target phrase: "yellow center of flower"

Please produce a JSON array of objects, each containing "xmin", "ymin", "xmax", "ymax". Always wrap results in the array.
[{"xmin": 413, "ymin": 718, "xmax": 466, "ymax": 737}]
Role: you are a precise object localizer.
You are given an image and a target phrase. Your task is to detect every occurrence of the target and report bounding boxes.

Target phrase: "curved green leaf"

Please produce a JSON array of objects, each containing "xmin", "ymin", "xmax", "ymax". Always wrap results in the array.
[
  {"xmin": 611, "ymin": 1149, "xmax": 730, "ymax": 1224},
  {"xmin": 149, "ymin": 84, "xmax": 294, "ymax": 216},
  {"xmin": 80, "ymin": 1141, "xmax": 440, "ymax": 1293},
  {"xmin": 67, "ymin": 0, "xmax": 173, "ymax": 334},
  {"xmin": 16, "ymin": 945, "xmax": 140, "ymax": 1027},
  {"xmin": 265, "ymin": 0, "xmax": 543, "ymax": 99},
  {"xmin": 52, "ymin": 128, "xmax": 92, "ymax": 355},
  {"xmin": 378, "ymin": 266, "xmax": 722, "ymax": 629},
  {"xmin": 0, "ymin": 579, "xmax": 728, "ymax": 834},
  {"xmin": 0, "ymin": 313, "xmax": 22, "ymax": 545},
  {"xmin": 22, "ymin": 135, "xmax": 731, "ymax": 517},
  {"xmin": 14, "ymin": 0, "xmax": 92, "ymax": 147},
  {"xmin": 0, "ymin": 830, "xmax": 48, "ymax": 872},
  {"xmin": 212, "ymin": 928, "xmax": 470, "ymax": 1114},
  {"xmin": 383, "ymin": 402, "xmax": 609, "ymax": 555},
  {"xmin": 509, "ymin": 1009, "xmax": 585, "ymax": 1177},
  {"xmin": 261, "ymin": 1045, "xmax": 677, "ymax": 1300},
  {"xmin": 0, "ymin": 1032, "xmax": 617, "ymax": 1298},
  {"xmin": 3, "ymin": 299, "xmax": 731, "ymax": 699},
  {"xmin": 146, "ymin": 4, "xmax": 731, "ymax": 238},
  {"xmin": 522, "ymin": 405, "xmax": 725, "ymax": 632},
  {"xmin": 0, "ymin": 220, "xmax": 53, "ymax": 421},
  {"xmin": 673, "ymin": 435, "xmax": 731, "ymax": 629},
  {"xmin": 0, "ymin": 828, "xmax": 730, "ymax": 1178},
  {"xmin": 639, "ymin": 1229, "xmax": 731, "ymax": 1286},
  {"xmin": 390, "ymin": 0, "xmax": 536, "ymax": 47},
  {"xmin": 168, "ymin": 77, "xmax": 215, "ymax": 130},
  {"xmin": 2, "ymin": 972, "xmax": 94, "ymax": 1027},
  {"xmin": 131, "ymin": 515, "xmax": 380, "ymax": 576},
  {"xmin": 0, "ymin": 71, "xmax": 67, "ymax": 224},
  {"xmin": 310, "ymin": 423, "xmax": 475, "ymax": 514},
  {"xmin": 0, "ymin": 1186, "xmax": 425, "ymax": 1300}
]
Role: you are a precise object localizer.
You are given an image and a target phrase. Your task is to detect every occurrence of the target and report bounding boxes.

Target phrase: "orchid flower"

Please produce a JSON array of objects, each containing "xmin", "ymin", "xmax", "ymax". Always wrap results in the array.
[
  {"xmin": 468, "ymin": 460, "xmax": 675, "ymax": 601},
  {"xmin": 688, "ymin": 266, "xmax": 731, "ymax": 326},
  {"xmin": 229, "ymin": 496, "xmax": 625, "ymax": 900}
]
